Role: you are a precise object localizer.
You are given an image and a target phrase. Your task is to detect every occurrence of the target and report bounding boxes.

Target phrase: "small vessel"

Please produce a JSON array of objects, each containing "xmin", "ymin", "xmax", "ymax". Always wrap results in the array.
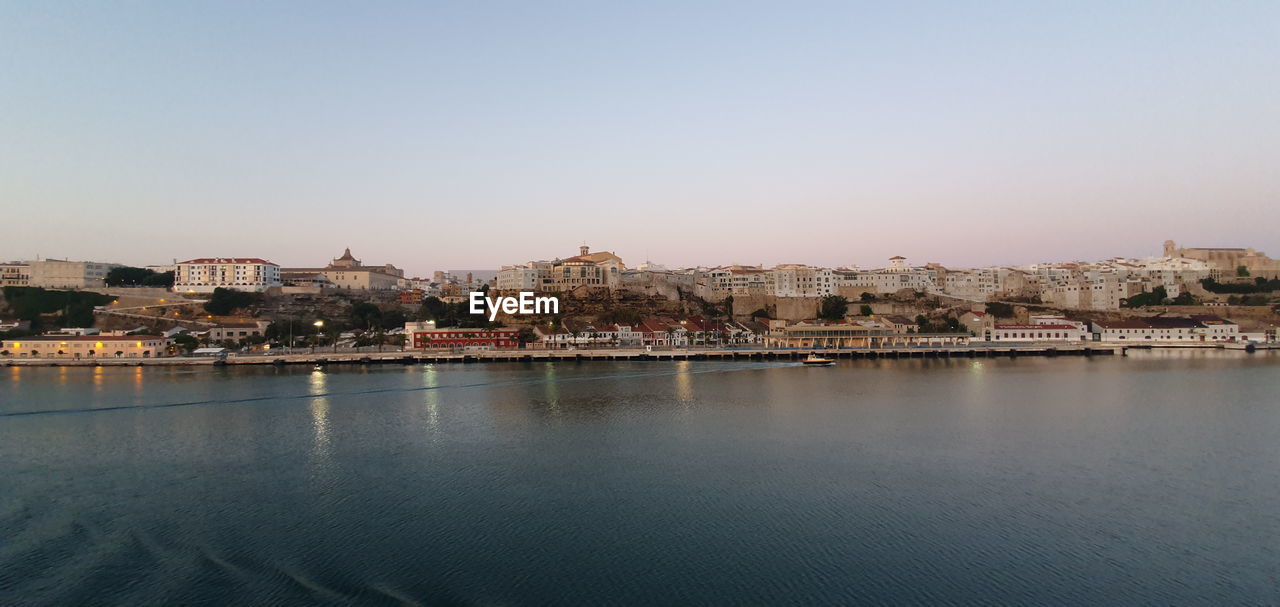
[{"xmin": 802, "ymin": 352, "xmax": 834, "ymax": 366}]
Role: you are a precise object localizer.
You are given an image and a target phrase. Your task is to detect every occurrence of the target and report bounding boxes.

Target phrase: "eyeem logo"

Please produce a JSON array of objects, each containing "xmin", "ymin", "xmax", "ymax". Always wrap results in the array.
[{"xmin": 470, "ymin": 291, "xmax": 559, "ymax": 321}]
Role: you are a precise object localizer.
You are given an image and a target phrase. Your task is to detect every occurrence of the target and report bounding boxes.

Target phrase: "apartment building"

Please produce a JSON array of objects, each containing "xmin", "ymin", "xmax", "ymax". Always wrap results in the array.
[{"xmin": 175, "ymin": 258, "xmax": 282, "ymax": 292}]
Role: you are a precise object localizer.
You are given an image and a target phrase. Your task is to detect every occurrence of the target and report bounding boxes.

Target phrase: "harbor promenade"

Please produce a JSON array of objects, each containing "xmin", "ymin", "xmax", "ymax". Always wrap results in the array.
[{"xmin": 3, "ymin": 345, "xmax": 1121, "ymax": 367}]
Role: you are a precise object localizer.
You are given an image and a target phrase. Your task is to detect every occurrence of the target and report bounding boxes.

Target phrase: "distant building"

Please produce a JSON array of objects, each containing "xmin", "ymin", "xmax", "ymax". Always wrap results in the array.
[
  {"xmin": 500, "ymin": 245, "xmax": 625, "ymax": 293},
  {"xmin": 175, "ymin": 258, "xmax": 282, "ymax": 293},
  {"xmin": 1164, "ymin": 240, "xmax": 1280, "ymax": 278},
  {"xmin": 283, "ymin": 248, "xmax": 404, "ymax": 290},
  {"xmin": 1, "ymin": 262, "xmax": 30, "ymax": 287},
  {"xmin": 26, "ymin": 259, "xmax": 121, "ymax": 289}
]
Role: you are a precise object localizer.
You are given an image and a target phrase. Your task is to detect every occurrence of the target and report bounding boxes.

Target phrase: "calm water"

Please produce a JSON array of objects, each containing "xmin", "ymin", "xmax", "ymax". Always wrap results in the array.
[{"xmin": 1, "ymin": 352, "xmax": 1278, "ymax": 605}]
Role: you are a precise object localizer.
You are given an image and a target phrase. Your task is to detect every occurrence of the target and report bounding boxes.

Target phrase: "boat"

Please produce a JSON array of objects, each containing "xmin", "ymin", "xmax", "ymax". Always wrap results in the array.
[{"xmin": 801, "ymin": 352, "xmax": 834, "ymax": 366}]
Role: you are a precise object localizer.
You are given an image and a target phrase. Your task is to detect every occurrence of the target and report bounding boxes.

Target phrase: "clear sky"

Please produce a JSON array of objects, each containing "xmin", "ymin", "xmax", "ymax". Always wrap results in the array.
[{"xmin": 2, "ymin": 1, "xmax": 1277, "ymax": 276}]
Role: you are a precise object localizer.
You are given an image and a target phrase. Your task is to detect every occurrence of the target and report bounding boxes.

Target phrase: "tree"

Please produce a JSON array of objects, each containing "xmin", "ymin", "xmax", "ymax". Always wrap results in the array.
[
  {"xmin": 859, "ymin": 304, "xmax": 873, "ymax": 316},
  {"xmin": 517, "ymin": 327, "xmax": 537, "ymax": 348},
  {"xmin": 859, "ymin": 292, "xmax": 876, "ymax": 302},
  {"xmin": 142, "ymin": 271, "xmax": 175, "ymax": 287},
  {"xmin": 985, "ymin": 302, "xmax": 1014, "ymax": 318},
  {"xmin": 749, "ymin": 308, "xmax": 771, "ymax": 320},
  {"xmin": 172, "ymin": 333, "xmax": 199, "ymax": 353},
  {"xmin": 203, "ymin": 288, "xmax": 260, "ymax": 316},
  {"xmin": 818, "ymin": 295, "xmax": 850, "ymax": 321},
  {"xmin": 350, "ymin": 302, "xmax": 382, "ymax": 330},
  {"xmin": 1237, "ymin": 265, "xmax": 1251, "ymax": 277},
  {"xmin": 105, "ymin": 266, "xmax": 155, "ymax": 286},
  {"xmin": 1122, "ymin": 286, "xmax": 1168, "ymax": 308}
]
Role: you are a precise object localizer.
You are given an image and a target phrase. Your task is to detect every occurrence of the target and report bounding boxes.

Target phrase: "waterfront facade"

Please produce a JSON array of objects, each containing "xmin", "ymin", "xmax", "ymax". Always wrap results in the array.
[
  {"xmin": 0, "ymin": 335, "xmax": 167, "ymax": 358},
  {"xmin": 990, "ymin": 324, "xmax": 1088, "ymax": 343},
  {"xmin": 404, "ymin": 322, "xmax": 520, "ymax": 350},
  {"xmin": 1092, "ymin": 315, "xmax": 1239, "ymax": 343}
]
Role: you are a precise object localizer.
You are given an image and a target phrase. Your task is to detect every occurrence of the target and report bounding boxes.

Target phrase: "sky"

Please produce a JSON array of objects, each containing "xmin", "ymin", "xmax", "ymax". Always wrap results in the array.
[{"xmin": 1, "ymin": 1, "xmax": 1277, "ymax": 277}]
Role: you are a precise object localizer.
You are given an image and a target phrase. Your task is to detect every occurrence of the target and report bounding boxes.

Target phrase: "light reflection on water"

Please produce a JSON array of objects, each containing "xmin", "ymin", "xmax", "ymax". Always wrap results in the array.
[{"xmin": 308, "ymin": 369, "xmax": 331, "ymax": 464}]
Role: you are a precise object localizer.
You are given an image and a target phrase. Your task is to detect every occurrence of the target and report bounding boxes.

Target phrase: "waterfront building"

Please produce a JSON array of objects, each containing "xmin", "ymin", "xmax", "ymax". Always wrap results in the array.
[
  {"xmin": 0, "ymin": 335, "xmax": 167, "ymax": 359},
  {"xmin": 1091, "ymin": 315, "xmax": 1239, "ymax": 343},
  {"xmin": 764, "ymin": 320, "xmax": 969, "ymax": 349},
  {"xmin": 207, "ymin": 321, "xmax": 271, "ymax": 343},
  {"xmin": 989, "ymin": 324, "xmax": 1088, "ymax": 343},
  {"xmin": 175, "ymin": 258, "xmax": 282, "ymax": 293},
  {"xmin": 404, "ymin": 321, "xmax": 520, "ymax": 350}
]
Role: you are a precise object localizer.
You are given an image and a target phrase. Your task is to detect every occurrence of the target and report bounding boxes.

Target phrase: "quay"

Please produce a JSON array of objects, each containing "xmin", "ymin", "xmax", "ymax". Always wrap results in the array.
[{"xmin": 3, "ymin": 345, "xmax": 1121, "ymax": 367}]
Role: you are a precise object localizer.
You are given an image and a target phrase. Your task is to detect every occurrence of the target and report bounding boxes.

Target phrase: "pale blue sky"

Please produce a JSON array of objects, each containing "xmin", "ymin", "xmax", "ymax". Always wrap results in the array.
[{"xmin": 2, "ymin": 1, "xmax": 1277, "ymax": 276}]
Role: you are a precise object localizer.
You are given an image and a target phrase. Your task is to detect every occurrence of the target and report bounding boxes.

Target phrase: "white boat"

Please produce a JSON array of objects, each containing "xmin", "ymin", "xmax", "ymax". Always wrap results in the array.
[{"xmin": 802, "ymin": 353, "xmax": 834, "ymax": 366}]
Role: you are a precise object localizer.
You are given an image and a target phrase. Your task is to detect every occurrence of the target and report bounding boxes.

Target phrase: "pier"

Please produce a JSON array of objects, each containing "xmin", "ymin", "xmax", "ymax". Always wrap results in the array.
[{"xmin": 3, "ymin": 345, "xmax": 1121, "ymax": 367}]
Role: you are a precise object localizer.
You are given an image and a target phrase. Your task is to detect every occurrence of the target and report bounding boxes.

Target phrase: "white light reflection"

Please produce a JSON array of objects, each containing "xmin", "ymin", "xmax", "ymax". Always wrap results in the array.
[{"xmin": 308, "ymin": 369, "xmax": 331, "ymax": 461}]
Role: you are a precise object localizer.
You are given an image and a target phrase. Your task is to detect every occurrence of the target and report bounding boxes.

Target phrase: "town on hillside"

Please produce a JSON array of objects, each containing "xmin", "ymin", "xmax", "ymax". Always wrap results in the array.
[{"xmin": 2, "ymin": 241, "xmax": 1279, "ymax": 359}]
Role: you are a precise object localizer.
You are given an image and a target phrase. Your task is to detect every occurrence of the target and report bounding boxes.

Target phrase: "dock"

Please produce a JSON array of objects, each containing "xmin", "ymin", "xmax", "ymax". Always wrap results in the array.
[{"xmin": 3, "ymin": 345, "xmax": 1122, "ymax": 367}]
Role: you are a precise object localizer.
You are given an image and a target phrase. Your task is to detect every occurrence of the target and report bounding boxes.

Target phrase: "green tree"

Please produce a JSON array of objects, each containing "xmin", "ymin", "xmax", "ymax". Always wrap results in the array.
[
  {"xmin": 818, "ymin": 295, "xmax": 850, "ymax": 321},
  {"xmin": 104, "ymin": 266, "xmax": 156, "ymax": 286},
  {"xmin": 859, "ymin": 304, "xmax": 873, "ymax": 316},
  {"xmin": 203, "ymin": 288, "xmax": 259, "ymax": 316},
  {"xmin": 1237, "ymin": 265, "xmax": 1251, "ymax": 277},
  {"xmin": 985, "ymin": 302, "xmax": 1014, "ymax": 318},
  {"xmin": 859, "ymin": 292, "xmax": 876, "ymax": 302},
  {"xmin": 142, "ymin": 271, "xmax": 175, "ymax": 287},
  {"xmin": 350, "ymin": 302, "xmax": 382, "ymax": 330},
  {"xmin": 172, "ymin": 333, "xmax": 199, "ymax": 353}
]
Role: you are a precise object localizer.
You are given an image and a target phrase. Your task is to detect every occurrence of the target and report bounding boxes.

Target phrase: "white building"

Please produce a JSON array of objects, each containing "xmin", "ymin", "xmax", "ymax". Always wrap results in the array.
[
  {"xmin": 175, "ymin": 258, "xmax": 282, "ymax": 293},
  {"xmin": 1092, "ymin": 316, "xmax": 1239, "ymax": 343},
  {"xmin": 989, "ymin": 324, "xmax": 1088, "ymax": 343},
  {"xmin": 771, "ymin": 264, "xmax": 835, "ymax": 297}
]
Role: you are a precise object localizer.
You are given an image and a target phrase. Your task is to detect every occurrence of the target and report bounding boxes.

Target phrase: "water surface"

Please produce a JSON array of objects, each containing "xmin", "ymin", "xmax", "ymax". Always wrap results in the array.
[{"xmin": 2, "ymin": 351, "xmax": 1278, "ymax": 604}]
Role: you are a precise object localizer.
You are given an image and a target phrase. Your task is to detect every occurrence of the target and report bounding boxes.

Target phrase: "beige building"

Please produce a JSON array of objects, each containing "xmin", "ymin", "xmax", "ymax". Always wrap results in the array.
[
  {"xmin": 25, "ymin": 259, "xmax": 120, "ymax": 289},
  {"xmin": 207, "ymin": 321, "xmax": 272, "ymax": 342},
  {"xmin": 501, "ymin": 246, "xmax": 625, "ymax": 293},
  {"xmin": 1, "ymin": 262, "xmax": 30, "ymax": 287},
  {"xmin": 283, "ymin": 248, "xmax": 404, "ymax": 290},
  {"xmin": 0, "ymin": 335, "xmax": 167, "ymax": 358},
  {"xmin": 1163, "ymin": 240, "xmax": 1280, "ymax": 278}
]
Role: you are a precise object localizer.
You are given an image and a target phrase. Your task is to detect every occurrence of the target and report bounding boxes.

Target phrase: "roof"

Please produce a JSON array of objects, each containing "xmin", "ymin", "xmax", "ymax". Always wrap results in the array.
[
  {"xmin": 179, "ymin": 258, "xmax": 276, "ymax": 265},
  {"xmin": 1092, "ymin": 319, "xmax": 1155, "ymax": 329}
]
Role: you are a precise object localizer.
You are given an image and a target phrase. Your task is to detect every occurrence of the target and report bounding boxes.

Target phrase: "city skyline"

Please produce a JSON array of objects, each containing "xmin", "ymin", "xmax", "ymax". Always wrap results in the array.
[
  {"xmin": 3, "ymin": 2, "xmax": 1277, "ymax": 275},
  {"xmin": 1, "ymin": 238, "xmax": 1267, "ymax": 280}
]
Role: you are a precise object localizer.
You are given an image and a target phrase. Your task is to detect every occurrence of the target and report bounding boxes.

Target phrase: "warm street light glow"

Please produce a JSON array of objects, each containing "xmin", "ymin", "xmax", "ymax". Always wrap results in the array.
[{"xmin": 314, "ymin": 320, "xmax": 325, "ymax": 328}]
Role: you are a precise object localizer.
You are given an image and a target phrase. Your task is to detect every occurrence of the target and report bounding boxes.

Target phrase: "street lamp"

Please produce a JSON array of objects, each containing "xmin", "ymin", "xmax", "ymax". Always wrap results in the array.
[{"xmin": 312, "ymin": 320, "xmax": 324, "ymax": 353}]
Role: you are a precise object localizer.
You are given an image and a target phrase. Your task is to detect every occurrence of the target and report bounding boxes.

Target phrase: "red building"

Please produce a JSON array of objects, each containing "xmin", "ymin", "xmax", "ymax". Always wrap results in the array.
[{"xmin": 406, "ymin": 323, "xmax": 520, "ymax": 350}]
